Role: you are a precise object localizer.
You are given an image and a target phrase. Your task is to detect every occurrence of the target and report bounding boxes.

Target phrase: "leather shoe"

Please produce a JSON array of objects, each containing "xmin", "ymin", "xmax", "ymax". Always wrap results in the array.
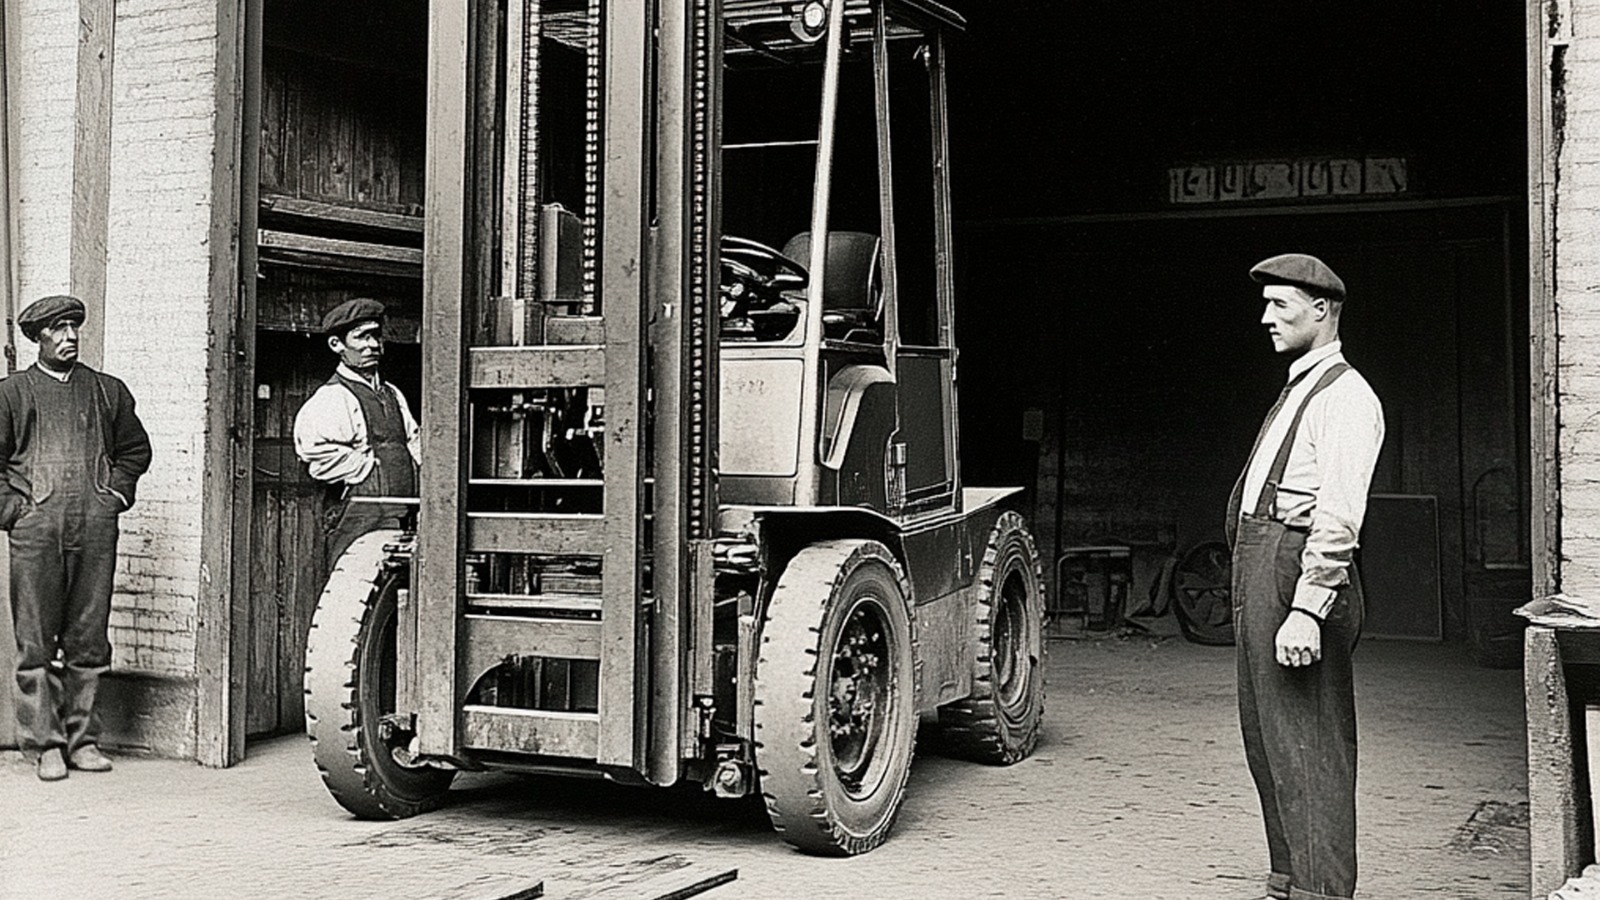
[
  {"xmin": 68, "ymin": 745, "xmax": 114, "ymax": 772},
  {"xmin": 36, "ymin": 749, "xmax": 67, "ymax": 781}
]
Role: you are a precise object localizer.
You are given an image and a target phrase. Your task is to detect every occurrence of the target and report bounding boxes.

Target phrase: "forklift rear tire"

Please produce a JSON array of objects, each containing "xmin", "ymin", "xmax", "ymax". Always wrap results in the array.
[
  {"xmin": 304, "ymin": 529, "xmax": 454, "ymax": 819},
  {"xmin": 937, "ymin": 511, "xmax": 1046, "ymax": 764},
  {"xmin": 754, "ymin": 540, "xmax": 917, "ymax": 856}
]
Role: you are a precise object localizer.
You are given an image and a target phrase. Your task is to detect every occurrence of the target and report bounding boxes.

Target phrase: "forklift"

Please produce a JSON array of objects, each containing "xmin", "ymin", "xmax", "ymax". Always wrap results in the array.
[{"xmin": 303, "ymin": 0, "xmax": 1046, "ymax": 856}]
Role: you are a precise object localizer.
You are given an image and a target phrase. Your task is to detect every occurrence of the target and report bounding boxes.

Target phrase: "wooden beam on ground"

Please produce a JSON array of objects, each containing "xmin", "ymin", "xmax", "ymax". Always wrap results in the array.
[{"xmin": 571, "ymin": 864, "xmax": 738, "ymax": 900}]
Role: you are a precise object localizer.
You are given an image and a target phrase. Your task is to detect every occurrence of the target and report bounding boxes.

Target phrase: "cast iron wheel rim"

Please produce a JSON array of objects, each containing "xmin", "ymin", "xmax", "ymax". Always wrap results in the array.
[
  {"xmin": 1171, "ymin": 540, "xmax": 1235, "ymax": 645},
  {"xmin": 1175, "ymin": 542, "xmax": 1232, "ymax": 627},
  {"xmin": 991, "ymin": 559, "xmax": 1030, "ymax": 711},
  {"xmin": 357, "ymin": 571, "xmax": 449, "ymax": 799},
  {"xmin": 827, "ymin": 594, "xmax": 897, "ymax": 796}
]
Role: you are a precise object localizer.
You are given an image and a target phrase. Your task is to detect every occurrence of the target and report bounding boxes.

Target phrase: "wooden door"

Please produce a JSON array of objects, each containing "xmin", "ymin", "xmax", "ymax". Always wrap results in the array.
[{"xmin": 247, "ymin": 333, "xmax": 332, "ymax": 737}]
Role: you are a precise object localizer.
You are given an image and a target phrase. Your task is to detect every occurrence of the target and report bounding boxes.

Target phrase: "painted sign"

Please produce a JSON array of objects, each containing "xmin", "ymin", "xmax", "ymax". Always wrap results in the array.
[{"xmin": 1168, "ymin": 156, "xmax": 1409, "ymax": 204}]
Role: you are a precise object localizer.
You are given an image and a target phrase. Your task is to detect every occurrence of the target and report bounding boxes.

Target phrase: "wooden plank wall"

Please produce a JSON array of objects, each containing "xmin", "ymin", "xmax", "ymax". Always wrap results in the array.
[
  {"xmin": 256, "ymin": 267, "xmax": 422, "ymax": 339},
  {"xmin": 247, "ymin": 334, "xmax": 332, "ymax": 736},
  {"xmin": 259, "ymin": 48, "xmax": 425, "ymax": 213}
]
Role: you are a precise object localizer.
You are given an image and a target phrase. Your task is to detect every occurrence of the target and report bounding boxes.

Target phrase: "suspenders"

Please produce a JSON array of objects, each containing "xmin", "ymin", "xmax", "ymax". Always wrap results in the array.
[{"xmin": 1251, "ymin": 362, "xmax": 1351, "ymax": 519}]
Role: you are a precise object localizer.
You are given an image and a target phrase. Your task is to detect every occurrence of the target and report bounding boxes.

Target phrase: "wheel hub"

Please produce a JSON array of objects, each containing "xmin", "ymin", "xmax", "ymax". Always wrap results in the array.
[
  {"xmin": 829, "ymin": 604, "xmax": 891, "ymax": 789},
  {"xmin": 993, "ymin": 563, "xmax": 1031, "ymax": 704}
]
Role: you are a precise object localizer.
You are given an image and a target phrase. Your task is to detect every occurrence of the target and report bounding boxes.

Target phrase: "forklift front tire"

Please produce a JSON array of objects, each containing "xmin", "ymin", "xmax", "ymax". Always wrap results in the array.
[
  {"xmin": 304, "ymin": 529, "xmax": 454, "ymax": 819},
  {"xmin": 754, "ymin": 539, "xmax": 918, "ymax": 856}
]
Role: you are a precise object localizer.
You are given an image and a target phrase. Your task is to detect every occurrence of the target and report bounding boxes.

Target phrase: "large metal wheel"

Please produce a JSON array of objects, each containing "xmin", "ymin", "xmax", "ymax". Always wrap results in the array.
[
  {"xmin": 754, "ymin": 540, "xmax": 917, "ymax": 856},
  {"xmin": 1172, "ymin": 540, "xmax": 1236, "ymax": 646},
  {"xmin": 938, "ymin": 511, "xmax": 1046, "ymax": 764},
  {"xmin": 304, "ymin": 529, "xmax": 454, "ymax": 819}
]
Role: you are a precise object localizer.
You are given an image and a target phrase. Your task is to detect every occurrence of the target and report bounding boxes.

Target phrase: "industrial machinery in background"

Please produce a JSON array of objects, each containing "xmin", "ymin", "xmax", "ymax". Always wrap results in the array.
[{"xmin": 303, "ymin": 0, "xmax": 1047, "ymax": 856}]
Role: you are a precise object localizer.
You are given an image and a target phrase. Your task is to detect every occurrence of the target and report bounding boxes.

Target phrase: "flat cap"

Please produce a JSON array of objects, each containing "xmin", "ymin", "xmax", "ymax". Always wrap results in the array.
[
  {"xmin": 320, "ymin": 297, "xmax": 386, "ymax": 336},
  {"xmin": 17, "ymin": 295, "xmax": 86, "ymax": 341},
  {"xmin": 1249, "ymin": 253, "xmax": 1346, "ymax": 301}
]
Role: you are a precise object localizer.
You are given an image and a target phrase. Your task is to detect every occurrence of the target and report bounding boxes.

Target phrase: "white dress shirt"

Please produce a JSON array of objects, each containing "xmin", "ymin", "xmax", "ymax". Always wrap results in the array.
[
  {"xmin": 292, "ymin": 364, "xmax": 421, "ymax": 486},
  {"xmin": 1240, "ymin": 340, "xmax": 1385, "ymax": 619}
]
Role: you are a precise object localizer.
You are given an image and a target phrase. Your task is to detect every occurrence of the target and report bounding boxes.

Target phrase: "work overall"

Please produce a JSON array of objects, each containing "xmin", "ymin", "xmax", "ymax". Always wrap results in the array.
[
  {"xmin": 10, "ymin": 371, "xmax": 124, "ymax": 758},
  {"xmin": 1229, "ymin": 364, "xmax": 1364, "ymax": 900},
  {"xmin": 323, "ymin": 373, "xmax": 417, "ymax": 569}
]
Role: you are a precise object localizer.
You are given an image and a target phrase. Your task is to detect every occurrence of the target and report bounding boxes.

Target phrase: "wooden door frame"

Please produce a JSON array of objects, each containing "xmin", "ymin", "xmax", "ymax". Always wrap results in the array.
[
  {"xmin": 1526, "ymin": 1, "xmax": 1570, "ymax": 894},
  {"xmin": 1526, "ymin": 0, "xmax": 1560, "ymax": 605},
  {"xmin": 195, "ymin": 0, "xmax": 259, "ymax": 768}
]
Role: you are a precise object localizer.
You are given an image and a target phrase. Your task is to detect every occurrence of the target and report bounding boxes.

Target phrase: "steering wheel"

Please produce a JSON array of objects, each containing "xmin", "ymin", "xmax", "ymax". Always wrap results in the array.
[{"xmin": 720, "ymin": 236, "xmax": 808, "ymax": 321}]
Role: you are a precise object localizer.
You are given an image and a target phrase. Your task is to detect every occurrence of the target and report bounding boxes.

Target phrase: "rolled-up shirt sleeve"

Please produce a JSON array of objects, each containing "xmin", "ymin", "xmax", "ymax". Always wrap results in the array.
[
  {"xmin": 293, "ymin": 384, "xmax": 375, "ymax": 486},
  {"xmin": 1292, "ymin": 382, "xmax": 1386, "ymax": 619}
]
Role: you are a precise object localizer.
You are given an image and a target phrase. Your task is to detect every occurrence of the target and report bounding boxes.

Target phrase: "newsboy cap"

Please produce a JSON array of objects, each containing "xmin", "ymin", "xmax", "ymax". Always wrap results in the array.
[
  {"xmin": 17, "ymin": 294, "xmax": 86, "ymax": 341},
  {"xmin": 1249, "ymin": 253, "xmax": 1346, "ymax": 301},
  {"xmin": 320, "ymin": 297, "xmax": 386, "ymax": 337}
]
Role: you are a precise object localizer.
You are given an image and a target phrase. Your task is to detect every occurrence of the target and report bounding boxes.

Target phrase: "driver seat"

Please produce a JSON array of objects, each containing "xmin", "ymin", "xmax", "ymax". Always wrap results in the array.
[{"xmin": 781, "ymin": 231, "xmax": 881, "ymax": 340}]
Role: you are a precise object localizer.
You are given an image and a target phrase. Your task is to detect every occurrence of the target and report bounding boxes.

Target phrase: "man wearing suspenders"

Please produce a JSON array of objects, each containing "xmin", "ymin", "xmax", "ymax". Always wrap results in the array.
[
  {"xmin": 1230, "ymin": 254, "xmax": 1385, "ymax": 900},
  {"xmin": 293, "ymin": 298, "xmax": 420, "ymax": 569}
]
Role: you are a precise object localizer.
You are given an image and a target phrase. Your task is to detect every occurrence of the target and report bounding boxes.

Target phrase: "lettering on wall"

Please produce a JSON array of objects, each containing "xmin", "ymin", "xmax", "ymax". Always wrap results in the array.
[{"xmin": 1167, "ymin": 157, "xmax": 1409, "ymax": 205}]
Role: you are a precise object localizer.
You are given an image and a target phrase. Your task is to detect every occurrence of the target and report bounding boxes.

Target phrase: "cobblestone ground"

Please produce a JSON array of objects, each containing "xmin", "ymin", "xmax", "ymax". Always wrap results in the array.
[{"xmin": 0, "ymin": 634, "xmax": 1528, "ymax": 899}]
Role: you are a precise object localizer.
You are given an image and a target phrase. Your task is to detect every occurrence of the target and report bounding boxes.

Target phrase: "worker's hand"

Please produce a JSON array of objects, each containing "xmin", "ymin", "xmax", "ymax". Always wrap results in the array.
[{"xmin": 1275, "ymin": 610, "xmax": 1321, "ymax": 667}]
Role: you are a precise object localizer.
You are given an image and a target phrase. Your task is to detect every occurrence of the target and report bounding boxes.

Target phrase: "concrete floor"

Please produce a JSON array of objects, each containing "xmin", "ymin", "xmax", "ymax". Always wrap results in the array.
[{"xmin": 0, "ymin": 631, "xmax": 1529, "ymax": 899}]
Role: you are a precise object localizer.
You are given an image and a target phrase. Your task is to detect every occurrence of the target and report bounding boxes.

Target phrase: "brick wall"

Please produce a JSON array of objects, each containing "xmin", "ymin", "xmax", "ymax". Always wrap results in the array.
[
  {"xmin": 99, "ymin": 0, "xmax": 222, "ymax": 676},
  {"xmin": 1559, "ymin": 1, "xmax": 1600, "ymax": 597}
]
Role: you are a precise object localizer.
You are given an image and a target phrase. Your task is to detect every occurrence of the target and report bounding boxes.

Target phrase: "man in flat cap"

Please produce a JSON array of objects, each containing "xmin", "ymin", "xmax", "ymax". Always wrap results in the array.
[
  {"xmin": 293, "ymin": 298, "xmax": 420, "ymax": 568},
  {"xmin": 2, "ymin": 295, "xmax": 151, "ymax": 781},
  {"xmin": 1229, "ymin": 254, "xmax": 1384, "ymax": 900}
]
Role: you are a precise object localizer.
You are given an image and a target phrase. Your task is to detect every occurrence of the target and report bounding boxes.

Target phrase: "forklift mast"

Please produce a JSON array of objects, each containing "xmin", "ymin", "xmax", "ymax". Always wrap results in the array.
[
  {"xmin": 399, "ymin": 0, "xmax": 967, "ymax": 784},
  {"xmin": 406, "ymin": 0, "xmax": 724, "ymax": 782}
]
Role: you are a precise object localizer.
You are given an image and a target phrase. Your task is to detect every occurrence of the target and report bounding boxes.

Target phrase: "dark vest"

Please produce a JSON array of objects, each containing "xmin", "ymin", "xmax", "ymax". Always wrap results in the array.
[{"xmin": 331, "ymin": 373, "xmax": 417, "ymax": 499}]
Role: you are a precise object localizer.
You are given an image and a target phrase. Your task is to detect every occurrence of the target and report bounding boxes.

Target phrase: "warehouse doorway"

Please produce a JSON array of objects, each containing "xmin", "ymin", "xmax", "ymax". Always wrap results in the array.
[
  {"xmin": 947, "ymin": 0, "xmax": 1530, "ymax": 661},
  {"xmin": 234, "ymin": 0, "xmax": 428, "ymax": 742}
]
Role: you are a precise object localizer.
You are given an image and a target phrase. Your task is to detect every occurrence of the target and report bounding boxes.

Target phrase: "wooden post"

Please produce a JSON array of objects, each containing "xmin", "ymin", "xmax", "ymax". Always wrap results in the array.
[
  {"xmin": 1528, "ymin": 0, "xmax": 1561, "ymax": 602},
  {"xmin": 1527, "ymin": 626, "xmax": 1585, "ymax": 895},
  {"xmin": 194, "ymin": 0, "xmax": 257, "ymax": 768},
  {"xmin": 70, "ymin": 0, "xmax": 113, "ymax": 368}
]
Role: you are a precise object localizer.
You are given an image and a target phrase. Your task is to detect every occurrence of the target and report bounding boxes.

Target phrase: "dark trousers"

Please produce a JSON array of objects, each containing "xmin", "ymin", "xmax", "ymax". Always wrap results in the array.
[
  {"xmin": 325, "ymin": 498, "xmax": 410, "ymax": 571},
  {"xmin": 10, "ymin": 491, "xmax": 121, "ymax": 755},
  {"xmin": 1234, "ymin": 515, "xmax": 1362, "ymax": 900}
]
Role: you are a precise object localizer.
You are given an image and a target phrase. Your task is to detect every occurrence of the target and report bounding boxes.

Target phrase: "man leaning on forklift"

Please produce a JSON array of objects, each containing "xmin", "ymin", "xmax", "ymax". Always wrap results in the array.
[
  {"xmin": 293, "ymin": 298, "xmax": 421, "ymax": 568},
  {"xmin": 1229, "ymin": 254, "xmax": 1385, "ymax": 900}
]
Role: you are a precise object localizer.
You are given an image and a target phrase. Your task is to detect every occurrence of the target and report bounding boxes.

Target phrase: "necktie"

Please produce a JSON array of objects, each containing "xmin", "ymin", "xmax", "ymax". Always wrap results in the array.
[
  {"xmin": 1226, "ymin": 369, "xmax": 1313, "ymax": 545},
  {"xmin": 1244, "ymin": 369, "xmax": 1311, "ymax": 470}
]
